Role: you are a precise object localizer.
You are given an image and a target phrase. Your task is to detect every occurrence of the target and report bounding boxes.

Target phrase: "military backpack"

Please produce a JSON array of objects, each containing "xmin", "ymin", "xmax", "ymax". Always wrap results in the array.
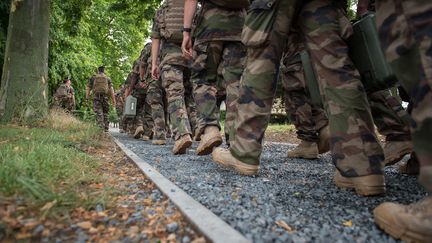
[
  {"xmin": 56, "ymin": 84, "xmax": 68, "ymax": 97},
  {"xmin": 93, "ymin": 74, "xmax": 109, "ymax": 95},
  {"xmin": 159, "ymin": 0, "xmax": 185, "ymax": 43},
  {"xmin": 208, "ymin": 0, "xmax": 250, "ymax": 10}
]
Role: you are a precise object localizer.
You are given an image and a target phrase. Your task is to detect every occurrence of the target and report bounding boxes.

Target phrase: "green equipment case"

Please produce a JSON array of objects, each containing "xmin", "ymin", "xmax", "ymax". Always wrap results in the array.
[
  {"xmin": 300, "ymin": 50, "xmax": 323, "ymax": 108},
  {"xmin": 349, "ymin": 13, "xmax": 396, "ymax": 92},
  {"xmin": 124, "ymin": 95, "xmax": 137, "ymax": 117}
]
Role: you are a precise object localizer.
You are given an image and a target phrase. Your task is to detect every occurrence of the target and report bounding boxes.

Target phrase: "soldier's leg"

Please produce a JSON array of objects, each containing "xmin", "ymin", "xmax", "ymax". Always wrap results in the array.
[
  {"xmin": 142, "ymin": 96, "xmax": 154, "ymax": 140},
  {"xmin": 102, "ymin": 96, "xmax": 110, "ymax": 132},
  {"xmin": 183, "ymin": 70, "xmax": 198, "ymax": 135},
  {"xmin": 368, "ymin": 89, "xmax": 413, "ymax": 165},
  {"xmin": 93, "ymin": 96, "xmax": 104, "ymax": 130},
  {"xmin": 212, "ymin": 0, "xmax": 296, "ymax": 174},
  {"xmin": 161, "ymin": 64, "xmax": 193, "ymax": 154},
  {"xmin": 221, "ymin": 41, "xmax": 245, "ymax": 148},
  {"xmin": 191, "ymin": 41, "xmax": 224, "ymax": 155},
  {"xmin": 146, "ymin": 78, "xmax": 166, "ymax": 143},
  {"xmin": 373, "ymin": 1, "xmax": 432, "ymax": 242},
  {"xmin": 133, "ymin": 93, "xmax": 146, "ymax": 138},
  {"xmin": 299, "ymin": 0, "xmax": 384, "ymax": 195}
]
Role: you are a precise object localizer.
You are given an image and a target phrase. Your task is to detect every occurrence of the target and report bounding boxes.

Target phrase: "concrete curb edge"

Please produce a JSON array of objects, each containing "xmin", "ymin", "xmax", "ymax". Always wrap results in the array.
[{"xmin": 112, "ymin": 136, "xmax": 251, "ymax": 243}]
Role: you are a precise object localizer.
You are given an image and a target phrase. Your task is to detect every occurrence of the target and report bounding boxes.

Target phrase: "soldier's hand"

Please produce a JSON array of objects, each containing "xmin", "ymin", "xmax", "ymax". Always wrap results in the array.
[
  {"xmin": 152, "ymin": 65, "xmax": 159, "ymax": 80},
  {"xmin": 182, "ymin": 32, "xmax": 193, "ymax": 60}
]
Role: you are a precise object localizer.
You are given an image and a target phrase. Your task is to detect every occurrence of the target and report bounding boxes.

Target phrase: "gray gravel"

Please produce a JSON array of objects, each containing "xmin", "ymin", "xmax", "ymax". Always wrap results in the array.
[{"xmin": 112, "ymin": 130, "xmax": 428, "ymax": 243}]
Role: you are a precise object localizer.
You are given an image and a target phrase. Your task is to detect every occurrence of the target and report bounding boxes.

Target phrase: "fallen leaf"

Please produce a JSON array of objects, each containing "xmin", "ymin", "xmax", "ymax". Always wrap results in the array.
[
  {"xmin": 40, "ymin": 200, "xmax": 57, "ymax": 212},
  {"xmin": 77, "ymin": 221, "xmax": 92, "ymax": 229},
  {"xmin": 343, "ymin": 220, "xmax": 353, "ymax": 227},
  {"xmin": 15, "ymin": 232, "xmax": 32, "ymax": 239},
  {"xmin": 191, "ymin": 237, "xmax": 206, "ymax": 243},
  {"xmin": 275, "ymin": 220, "xmax": 295, "ymax": 233},
  {"xmin": 167, "ymin": 233, "xmax": 176, "ymax": 242},
  {"xmin": 89, "ymin": 227, "xmax": 99, "ymax": 234}
]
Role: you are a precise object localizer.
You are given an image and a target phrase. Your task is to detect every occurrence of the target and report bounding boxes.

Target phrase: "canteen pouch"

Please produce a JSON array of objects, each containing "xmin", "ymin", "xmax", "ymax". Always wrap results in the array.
[{"xmin": 124, "ymin": 95, "xmax": 137, "ymax": 117}]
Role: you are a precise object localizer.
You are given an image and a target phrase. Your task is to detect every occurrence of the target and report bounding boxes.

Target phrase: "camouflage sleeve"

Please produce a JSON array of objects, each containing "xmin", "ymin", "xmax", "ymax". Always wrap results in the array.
[
  {"xmin": 70, "ymin": 86, "xmax": 75, "ymax": 95},
  {"xmin": 151, "ymin": 9, "xmax": 162, "ymax": 39},
  {"xmin": 132, "ymin": 60, "xmax": 140, "ymax": 74}
]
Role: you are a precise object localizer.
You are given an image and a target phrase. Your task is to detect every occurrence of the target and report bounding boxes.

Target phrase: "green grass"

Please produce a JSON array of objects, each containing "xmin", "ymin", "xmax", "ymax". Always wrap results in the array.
[
  {"xmin": 266, "ymin": 123, "xmax": 295, "ymax": 133},
  {"xmin": 0, "ymin": 110, "xmax": 110, "ymax": 215}
]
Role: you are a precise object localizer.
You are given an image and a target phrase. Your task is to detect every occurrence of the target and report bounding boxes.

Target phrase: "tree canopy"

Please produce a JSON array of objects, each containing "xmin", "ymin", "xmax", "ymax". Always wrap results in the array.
[{"xmin": 1, "ymin": 0, "xmax": 160, "ymax": 113}]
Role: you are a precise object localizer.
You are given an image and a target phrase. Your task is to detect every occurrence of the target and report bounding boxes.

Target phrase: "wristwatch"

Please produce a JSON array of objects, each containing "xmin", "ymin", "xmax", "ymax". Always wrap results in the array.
[{"xmin": 183, "ymin": 27, "xmax": 192, "ymax": 33}]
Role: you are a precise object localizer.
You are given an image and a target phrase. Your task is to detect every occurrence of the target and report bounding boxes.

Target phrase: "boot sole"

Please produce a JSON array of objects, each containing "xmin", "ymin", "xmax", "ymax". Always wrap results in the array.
[
  {"xmin": 173, "ymin": 140, "xmax": 192, "ymax": 155},
  {"xmin": 385, "ymin": 146, "xmax": 413, "ymax": 166},
  {"xmin": 374, "ymin": 213, "xmax": 432, "ymax": 243},
  {"xmin": 197, "ymin": 137, "xmax": 222, "ymax": 156},
  {"xmin": 334, "ymin": 175, "xmax": 385, "ymax": 196}
]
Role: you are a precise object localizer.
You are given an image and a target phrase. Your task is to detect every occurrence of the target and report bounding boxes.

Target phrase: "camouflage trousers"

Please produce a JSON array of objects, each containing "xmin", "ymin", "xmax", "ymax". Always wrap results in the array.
[
  {"xmin": 134, "ymin": 91, "xmax": 154, "ymax": 137},
  {"xmin": 93, "ymin": 94, "xmax": 110, "ymax": 131},
  {"xmin": 377, "ymin": 0, "xmax": 432, "ymax": 191},
  {"xmin": 54, "ymin": 97, "xmax": 74, "ymax": 113},
  {"xmin": 281, "ymin": 38, "xmax": 328, "ymax": 142},
  {"xmin": 299, "ymin": 0, "xmax": 384, "ymax": 177},
  {"xmin": 115, "ymin": 103, "xmax": 124, "ymax": 130},
  {"xmin": 368, "ymin": 89, "xmax": 411, "ymax": 142},
  {"xmin": 191, "ymin": 41, "xmax": 245, "ymax": 140},
  {"xmin": 146, "ymin": 78, "xmax": 166, "ymax": 140},
  {"xmin": 160, "ymin": 64, "xmax": 194, "ymax": 140}
]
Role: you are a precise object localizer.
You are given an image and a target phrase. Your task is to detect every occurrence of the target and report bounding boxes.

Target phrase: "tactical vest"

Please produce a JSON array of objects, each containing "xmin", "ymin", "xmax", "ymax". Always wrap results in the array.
[
  {"xmin": 208, "ymin": 0, "xmax": 250, "ymax": 10},
  {"xmin": 56, "ymin": 84, "xmax": 68, "ymax": 97},
  {"xmin": 159, "ymin": 0, "xmax": 185, "ymax": 43},
  {"xmin": 93, "ymin": 74, "xmax": 109, "ymax": 95}
]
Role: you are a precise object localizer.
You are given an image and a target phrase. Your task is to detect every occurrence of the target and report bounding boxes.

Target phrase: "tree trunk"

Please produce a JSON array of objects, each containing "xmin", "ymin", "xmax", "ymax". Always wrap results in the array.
[{"xmin": 0, "ymin": 0, "xmax": 50, "ymax": 123}]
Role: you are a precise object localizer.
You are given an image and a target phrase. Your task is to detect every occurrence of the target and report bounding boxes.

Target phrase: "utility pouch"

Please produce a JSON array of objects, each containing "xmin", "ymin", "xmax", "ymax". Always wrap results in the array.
[
  {"xmin": 241, "ymin": 0, "xmax": 278, "ymax": 47},
  {"xmin": 348, "ymin": 13, "xmax": 396, "ymax": 93},
  {"xmin": 124, "ymin": 95, "xmax": 137, "ymax": 118},
  {"xmin": 300, "ymin": 51, "xmax": 323, "ymax": 108}
]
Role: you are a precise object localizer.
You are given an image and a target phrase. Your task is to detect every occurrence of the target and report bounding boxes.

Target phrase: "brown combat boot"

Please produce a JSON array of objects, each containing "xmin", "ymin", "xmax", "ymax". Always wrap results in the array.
[
  {"xmin": 399, "ymin": 153, "xmax": 420, "ymax": 175},
  {"xmin": 196, "ymin": 126, "xmax": 222, "ymax": 156},
  {"xmin": 334, "ymin": 171, "xmax": 385, "ymax": 196},
  {"xmin": 133, "ymin": 126, "xmax": 144, "ymax": 139},
  {"xmin": 152, "ymin": 139, "xmax": 166, "ymax": 145},
  {"xmin": 383, "ymin": 140, "xmax": 413, "ymax": 166},
  {"xmin": 142, "ymin": 135, "xmax": 151, "ymax": 141},
  {"xmin": 172, "ymin": 134, "xmax": 192, "ymax": 155},
  {"xmin": 287, "ymin": 141, "xmax": 319, "ymax": 159},
  {"xmin": 374, "ymin": 196, "xmax": 432, "ymax": 243},
  {"xmin": 212, "ymin": 148, "xmax": 259, "ymax": 176},
  {"xmin": 318, "ymin": 125, "xmax": 330, "ymax": 154}
]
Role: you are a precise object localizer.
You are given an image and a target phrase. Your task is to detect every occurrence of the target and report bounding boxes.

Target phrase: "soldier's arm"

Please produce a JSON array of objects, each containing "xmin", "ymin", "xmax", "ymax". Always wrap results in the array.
[
  {"xmin": 182, "ymin": 0, "xmax": 197, "ymax": 59},
  {"xmin": 111, "ymin": 87, "xmax": 116, "ymax": 107},
  {"xmin": 151, "ymin": 38, "xmax": 161, "ymax": 80},
  {"xmin": 357, "ymin": 0, "xmax": 369, "ymax": 17}
]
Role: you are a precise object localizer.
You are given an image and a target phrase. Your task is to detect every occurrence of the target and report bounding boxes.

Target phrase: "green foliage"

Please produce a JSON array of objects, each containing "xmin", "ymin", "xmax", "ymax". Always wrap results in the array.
[
  {"xmin": 48, "ymin": 0, "xmax": 160, "ymax": 111},
  {"xmin": 0, "ymin": 112, "xmax": 107, "ymax": 211}
]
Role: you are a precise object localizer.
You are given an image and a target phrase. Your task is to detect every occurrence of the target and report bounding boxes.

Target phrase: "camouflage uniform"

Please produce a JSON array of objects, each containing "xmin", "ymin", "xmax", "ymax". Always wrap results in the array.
[
  {"xmin": 115, "ymin": 88, "xmax": 125, "ymax": 131},
  {"xmin": 280, "ymin": 31, "xmax": 328, "ymax": 143},
  {"xmin": 229, "ymin": 0, "xmax": 384, "ymax": 179},
  {"xmin": 141, "ymin": 44, "xmax": 167, "ymax": 140},
  {"xmin": 87, "ymin": 74, "xmax": 113, "ymax": 131},
  {"xmin": 191, "ymin": 1, "xmax": 246, "ymax": 140},
  {"xmin": 152, "ymin": 5, "xmax": 194, "ymax": 140},
  {"xmin": 53, "ymin": 84, "xmax": 75, "ymax": 112},
  {"xmin": 376, "ymin": 0, "xmax": 432, "ymax": 191}
]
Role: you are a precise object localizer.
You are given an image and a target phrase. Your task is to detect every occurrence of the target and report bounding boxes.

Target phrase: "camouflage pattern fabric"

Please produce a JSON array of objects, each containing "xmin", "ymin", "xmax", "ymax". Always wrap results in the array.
[
  {"xmin": 152, "ymin": 7, "xmax": 194, "ymax": 140},
  {"xmin": 191, "ymin": 1, "xmax": 245, "ymax": 141},
  {"xmin": 229, "ymin": 0, "xmax": 298, "ymax": 165},
  {"xmin": 298, "ymin": 0, "xmax": 384, "ymax": 177},
  {"xmin": 146, "ymin": 78, "xmax": 167, "ymax": 140},
  {"xmin": 376, "ymin": 0, "xmax": 432, "ymax": 191},
  {"xmin": 280, "ymin": 32, "xmax": 328, "ymax": 142},
  {"xmin": 193, "ymin": 1, "xmax": 245, "ymax": 45},
  {"xmin": 115, "ymin": 90, "xmax": 125, "ymax": 130},
  {"xmin": 93, "ymin": 94, "xmax": 110, "ymax": 131},
  {"xmin": 191, "ymin": 41, "xmax": 245, "ymax": 139},
  {"xmin": 368, "ymin": 89, "xmax": 411, "ymax": 142},
  {"xmin": 53, "ymin": 84, "xmax": 75, "ymax": 112}
]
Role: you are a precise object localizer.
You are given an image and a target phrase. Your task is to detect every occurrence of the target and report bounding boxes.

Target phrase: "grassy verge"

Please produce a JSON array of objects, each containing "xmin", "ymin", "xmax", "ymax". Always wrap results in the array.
[{"xmin": 0, "ymin": 109, "xmax": 112, "ymax": 217}]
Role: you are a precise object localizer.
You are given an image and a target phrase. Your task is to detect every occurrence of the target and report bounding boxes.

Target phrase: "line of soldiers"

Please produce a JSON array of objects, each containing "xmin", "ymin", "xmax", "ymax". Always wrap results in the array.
[{"xmin": 115, "ymin": 0, "xmax": 431, "ymax": 241}]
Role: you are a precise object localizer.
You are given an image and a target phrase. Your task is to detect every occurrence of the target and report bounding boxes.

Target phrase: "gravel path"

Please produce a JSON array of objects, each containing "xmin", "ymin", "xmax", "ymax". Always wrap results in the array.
[{"xmin": 112, "ymin": 130, "xmax": 427, "ymax": 243}]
